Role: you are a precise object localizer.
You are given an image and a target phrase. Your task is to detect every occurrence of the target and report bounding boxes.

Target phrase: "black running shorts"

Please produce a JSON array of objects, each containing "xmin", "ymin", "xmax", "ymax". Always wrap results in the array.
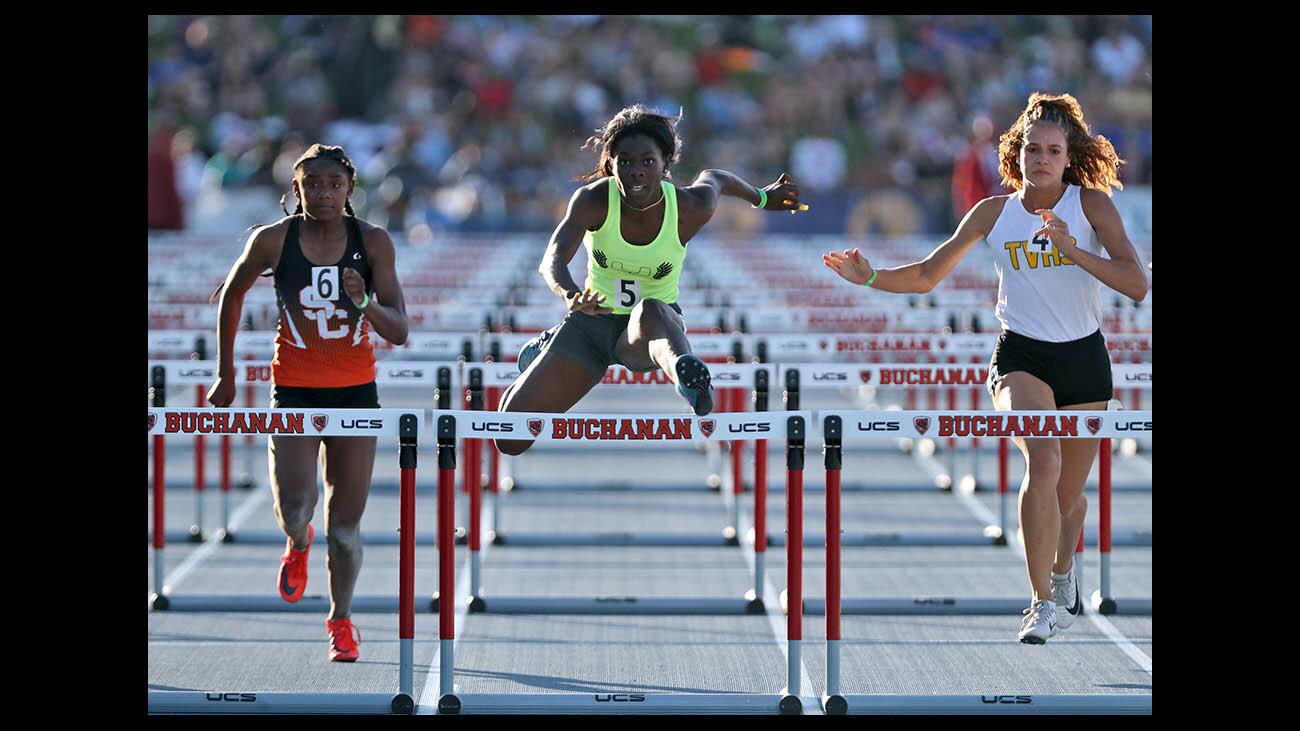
[
  {"xmin": 547, "ymin": 302, "xmax": 685, "ymax": 378},
  {"xmin": 986, "ymin": 329, "xmax": 1113, "ymax": 408},
  {"xmin": 270, "ymin": 381, "xmax": 381, "ymax": 409}
]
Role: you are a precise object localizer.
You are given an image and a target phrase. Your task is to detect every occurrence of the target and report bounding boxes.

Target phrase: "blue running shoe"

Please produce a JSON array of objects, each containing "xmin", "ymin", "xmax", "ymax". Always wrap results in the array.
[
  {"xmin": 517, "ymin": 325, "xmax": 560, "ymax": 373},
  {"xmin": 674, "ymin": 354, "xmax": 714, "ymax": 416}
]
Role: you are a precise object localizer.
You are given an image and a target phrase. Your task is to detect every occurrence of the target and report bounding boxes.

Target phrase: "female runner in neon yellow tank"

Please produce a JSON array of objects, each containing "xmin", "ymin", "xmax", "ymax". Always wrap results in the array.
[{"xmin": 496, "ymin": 105, "xmax": 804, "ymax": 456}]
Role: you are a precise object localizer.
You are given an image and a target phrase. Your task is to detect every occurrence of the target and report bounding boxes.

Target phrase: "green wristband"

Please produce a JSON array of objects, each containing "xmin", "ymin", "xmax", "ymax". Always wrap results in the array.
[
  {"xmin": 864, "ymin": 269, "xmax": 878, "ymax": 288},
  {"xmin": 752, "ymin": 189, "xmax": 767, "ymax": 209},
  {"xmin": 357, "ymin": 292, "xmax": 371, "ymax": 309}
]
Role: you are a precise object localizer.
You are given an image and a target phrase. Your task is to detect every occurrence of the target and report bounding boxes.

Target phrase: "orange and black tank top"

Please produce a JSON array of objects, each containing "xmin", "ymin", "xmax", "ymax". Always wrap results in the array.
[{"xmin": 271, "ymin": 215, "xmax": 376, "ymax": 388}]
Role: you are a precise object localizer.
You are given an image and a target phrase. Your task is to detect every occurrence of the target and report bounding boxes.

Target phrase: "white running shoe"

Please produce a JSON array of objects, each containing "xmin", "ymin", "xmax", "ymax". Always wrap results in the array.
[
  {"xmin": 1052, "ymin": 564, "xmax": 1083, "ymax": 630},
  {"xmin": 1018, "ymin": 599, "xmax": 1058, "ymax": 644}
]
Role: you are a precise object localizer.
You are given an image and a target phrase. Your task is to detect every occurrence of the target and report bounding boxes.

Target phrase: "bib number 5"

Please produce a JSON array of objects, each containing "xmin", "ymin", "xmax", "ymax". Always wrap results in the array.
[{"xmin": 618, "ymin": 279, "xmax": 640, "ymax": 307}]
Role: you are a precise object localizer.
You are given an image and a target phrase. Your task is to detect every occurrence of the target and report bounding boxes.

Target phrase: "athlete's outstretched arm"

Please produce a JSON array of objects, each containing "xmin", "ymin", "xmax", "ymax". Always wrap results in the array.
[
  {"xmin": 823, "ymin": 196, "xmax": 1001, "ymax": 294},
  {"xmin": 207, "ymin": 226, "xmax": 280, "ymax": 406},
  {"xmin": 539, "ymin": 186, "xmax": 613, "ymax": 315},
  {"xmin": 345, "ymin": 228, "xmax": 408, "ymax": 345},
  {"xmin": 685, "ymin": 170, "xmax": 803, "ymax": 215}
]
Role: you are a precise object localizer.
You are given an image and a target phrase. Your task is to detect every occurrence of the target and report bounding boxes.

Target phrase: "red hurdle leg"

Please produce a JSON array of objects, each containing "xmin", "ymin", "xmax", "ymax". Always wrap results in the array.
[
  {"xmin": 437, "ymin": 431, "xmax": 457, "ymax": 698},
  {"xmin": 784, "ymin": 417, "xmax": 806, "ymax": 701},
  {"xmin": 398, "ymin": 422, "xmax": 417, "ymax": 698},
  {"xmin": 191, "ymin": 385, "xmax": 205, "ymax": 541},
  {"xmin": 152, "ymin": 433, "xmax": 167, "ymax": 605},
  {"xmin": 1096, "ymin": 438, "xmax": 1115, "ymax": 613}
]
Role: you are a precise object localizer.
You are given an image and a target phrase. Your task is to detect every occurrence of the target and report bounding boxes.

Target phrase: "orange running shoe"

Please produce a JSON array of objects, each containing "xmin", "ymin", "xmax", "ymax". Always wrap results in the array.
[
  {"xmin": 326, "ymin": 618, "xmax": 361, "ymax": 662},
  {"xmin": 277, "ymin": 524, "xmax": 313, "ymax": 603}
]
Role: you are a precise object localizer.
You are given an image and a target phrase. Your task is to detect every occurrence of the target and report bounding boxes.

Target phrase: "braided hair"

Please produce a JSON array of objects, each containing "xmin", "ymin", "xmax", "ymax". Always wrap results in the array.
[
  {"xmin": 210, "ymin": 143, "xmax": 357, "ymax": 304},
  {"xmin": 282, "ymin": 143, "xmax": 357, "ymax": 215},
  {"xmin": 577, "ymin": 105, "xmax": 682, "ymax": 183}
]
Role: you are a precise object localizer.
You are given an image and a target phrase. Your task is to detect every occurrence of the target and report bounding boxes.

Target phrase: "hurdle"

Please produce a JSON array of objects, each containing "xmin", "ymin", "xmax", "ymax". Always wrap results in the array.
[
  {"xmin": 148, "ymin": 330, "xmax": 284, "ymax": 499},
  {"xmin": 749, "ymin": 332, "xmax": 1152, "ymax": 491},
  {"xmin": 434, "ymin": 409, "xmax": 808, "ymax": 616},
  {"xmin": 477, "ymin": 362, "xmax": 778, "ymax": 548},
  {"xmin": 147, "ymin": 408, "xmax": 425, "ymax": 616},
  {"xmin": 769, "ymin": 363, "xmax": 1152, "ymax": 549},
  {"xmin": 146, "ymin": 360, "xmax": 452, "ymax": 546},
  {"xmin": 810, "ymin": 410, "xmax": 1151, "ymax": 615},
  {"xmin": 485, "ymin": 333, "xmax": 749, "ymax": 494},
  {"xmin": 147, "ymin": 409, "xmax": 420, "ymax": 714},
  {"xmin": 430, "ymin": 412, "xmax": 808, "ymax": 713},
  {"xmin": 816, "ymin": 411, "xmax": 1150, "ymax": 714}
]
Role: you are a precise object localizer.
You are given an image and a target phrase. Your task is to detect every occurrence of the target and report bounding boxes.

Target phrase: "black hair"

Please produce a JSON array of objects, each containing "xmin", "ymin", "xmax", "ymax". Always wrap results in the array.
[
  {"xmin": 210, "ymin": 143, "xmax": 356, "ymax": 305},
  {"xmin": 577, "ymin": 105, "xmax": 682, "ymax": 183},
  {"xmin": 281, "ymin": 143, "xmax": 357, "ymax": 216}
]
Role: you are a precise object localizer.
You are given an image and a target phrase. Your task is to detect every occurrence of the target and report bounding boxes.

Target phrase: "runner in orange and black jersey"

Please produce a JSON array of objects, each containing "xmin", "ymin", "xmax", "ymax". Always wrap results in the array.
[
  {"xmin": 206, "ymin": 144, "xmax": 408, "ymax": 662},
  {"xmin": 271, "ymin": 213, "xmax": 377, "ymax": 389}
]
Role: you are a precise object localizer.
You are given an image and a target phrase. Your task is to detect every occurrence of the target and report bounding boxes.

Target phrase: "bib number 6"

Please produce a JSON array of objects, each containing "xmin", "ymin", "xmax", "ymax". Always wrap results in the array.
[
  {"xmin": 618, "ymin": 279, "xmax": 640, "ymax": 307},
  {"xmin": 311, "ymin": 266, "xmax": 340, "ymax": 301}
]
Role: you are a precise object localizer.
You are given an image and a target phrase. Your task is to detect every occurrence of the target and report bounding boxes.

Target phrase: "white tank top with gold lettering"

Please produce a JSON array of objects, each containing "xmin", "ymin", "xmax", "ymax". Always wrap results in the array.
[{"xmin": 984, "ymin": 184, "xmax": 1102, "ymax": 342}]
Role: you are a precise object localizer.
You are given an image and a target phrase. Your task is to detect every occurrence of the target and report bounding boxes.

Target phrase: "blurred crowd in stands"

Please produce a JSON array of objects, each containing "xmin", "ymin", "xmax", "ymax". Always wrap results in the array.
[{"xmin": 148, "ymin": 15, "xmax": 1151, "ymax": 237}]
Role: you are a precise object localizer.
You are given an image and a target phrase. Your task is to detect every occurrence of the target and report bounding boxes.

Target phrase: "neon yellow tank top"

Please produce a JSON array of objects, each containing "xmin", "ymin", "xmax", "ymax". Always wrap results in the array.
[{"xmin": 583, "ymin": 179, "xmax": 685, "ymax": 315}]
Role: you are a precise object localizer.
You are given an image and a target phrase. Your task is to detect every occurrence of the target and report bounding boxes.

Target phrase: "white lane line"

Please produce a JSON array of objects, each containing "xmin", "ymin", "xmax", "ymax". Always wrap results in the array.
[
  {"xmin": 1087, "ymin": 611, "xmax": 1153, "ymax": 674},
  {"xmin": 152, "ymin": 485, "xmax": 271, "ymax": 601},
  {"xmin": 731, "ymin": 469, "xmax": 823, "ymax": 715},
  {"xmin": 919, "ymin": 451, "xmax": 1153, "ymax": 676},
  {"xmin": 417, "ymin": 496, "xmax": 491, "ymax": 714}
]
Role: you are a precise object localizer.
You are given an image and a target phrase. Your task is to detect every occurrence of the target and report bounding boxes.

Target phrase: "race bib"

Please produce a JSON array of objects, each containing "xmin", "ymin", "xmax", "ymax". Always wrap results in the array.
[
  {"xmin": 616, "ymin": 278, "xmax": 641, "ymax": 308},
  {"xmin": 311, "ymin": 266, "xmax": 340, "ymax": 301}
]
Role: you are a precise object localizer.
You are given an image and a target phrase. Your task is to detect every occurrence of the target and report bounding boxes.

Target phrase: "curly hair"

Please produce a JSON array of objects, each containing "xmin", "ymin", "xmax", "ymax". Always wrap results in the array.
[
  {"xmin": 997, "ymin": 92, "xmax": 1125, "ymax": 195},
  {"xmin": 576, "ymin": 104, "xmax": 682, "ymax": 183}
]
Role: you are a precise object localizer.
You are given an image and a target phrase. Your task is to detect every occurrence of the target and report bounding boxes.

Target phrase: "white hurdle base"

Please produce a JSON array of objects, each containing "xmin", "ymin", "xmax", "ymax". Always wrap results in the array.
[
  {"xmin": 488, "ymin": 531, "xmax": 738, "ymax": 547},
  {"xmin": 207, "ymin": 529, "xmax": 438, "ymax": 546},
  {"xmin": 766, "ymin": 531, "xmax": 1003, "ymax": 547},
  {"xmin": 151, "ymin": 594, "xmax": 412, "ymax": 613},
  {"xmin": 438, "ymin": 692, "xmax": 801, "ymax": 714},
  {"xmin": 802, "ymin": 597, "xmax": 1152, "ymax": 615},
  {"xmin": 148, "ymin": 691, "xmax": 413, "ymax": 714},
  {"xmin": 838, "ymin": 481, "xmax": 1151, "ymax": 493},
  {"xmin": 460, "ymin": 596, "xmax": 766, "ymax": 615},
  {"xmin": 824, "ymin": 694, "xmax": 1149, "ymax": 715},
  {"xmin": 503, "ymin": 479, "xmax": 718, "ymax": 492},
  {"xmin": 835, "ymin": 481, "xmax": 969, "ymax": 492},
  {"xmin": 762, "ymin": 531, "xmax": 1148, "ymax": 548},
  {"xmin": 149, "ymin": 530, "xmax": 207, "ymax": 544}
]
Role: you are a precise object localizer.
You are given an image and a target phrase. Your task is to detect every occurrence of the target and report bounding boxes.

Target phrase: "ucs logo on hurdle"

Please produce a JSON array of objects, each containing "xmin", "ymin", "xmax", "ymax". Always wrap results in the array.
[
  {"xmin": 860, "ymin": 370, "xmax": 873, "ymax": 383},
  {"xmin": 982, "ymin": 695, "xmax": 1033, "ymax": 705},
  {"xmin": 312, "ymin": 414, "xmax": 328, "ymax": 433},
  {"xmin": 914, "ymin": 417, "xmax": 931, "ymax": 435},
  {"xmin": 1086, "ymin": 417, "xmax": 1102, "ymax": 435},
  {"xmin": 205, "ymin": 692, "xmax": 257, "ymax": 703},
  {"xmin": 527, "ymin": 419, "xmax": 544, "ymax": 437},
  {"xmin": 594, "ymin": 693, "xmax": 646, "ymax": 703},
  {"xmin": 700, "ymin": 419, "xmax": 716, "ymax": 437},
  {"xmin": 148, "ymin": 413, "xmax": 156, "ymax": 430}
]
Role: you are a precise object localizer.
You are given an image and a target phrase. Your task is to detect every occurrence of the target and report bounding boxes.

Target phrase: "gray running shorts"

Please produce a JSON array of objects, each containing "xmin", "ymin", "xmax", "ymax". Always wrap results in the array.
[{"xmin": 546, "ymin": 302, "xmax": 684, "ymax": 378}]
